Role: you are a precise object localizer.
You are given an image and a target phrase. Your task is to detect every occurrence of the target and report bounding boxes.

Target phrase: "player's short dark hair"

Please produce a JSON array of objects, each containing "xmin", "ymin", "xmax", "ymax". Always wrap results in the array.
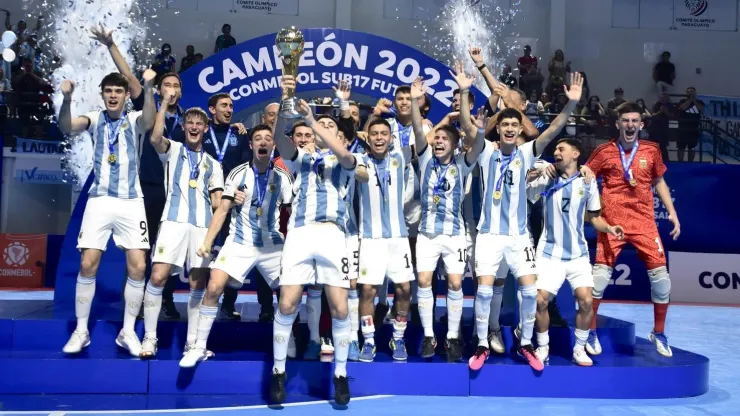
[
  {"xmin": 316, "ymin": 114, "xmax": 337, "ymax": 125},
  {"xmin": 249, "ymin": 123, "xmax": 273, "ymax": 141},
  {"xmin": 289, "ymin": 121, "xmax": 311, "ymax": 137},
  {"xmin": 556, "ymin": 137, "xmax": 583, "ymax": 154},
  {"xmin": 453, "ymin": 88, "xmax": 476, "ymax": 105},
  {"xmin": 367, "ymin": 118, "xmax": 392, "ymax": 133},
  {"xmin": 616, "ymin": 102, "xmax": 643, "ymax": 119},
  {"xmin": 157, "ymin": 72, "xmax": 182, "ymax": 90},
  {"xmin": 99, "ymin": 72, "xmax": 129, "ymax": 93},
  {"xmin": 395, "ymin": 85, "xmax": 411, "ymax": 97},
  {"xmin": 495, "ymin": 108, "xmax": 523, "ymax": 126},
  {"xmin": 436, "ymin": 124, "xmax": 460, "ymax": 145},
  {"xmin": 183, "ymin": 107, "xmax": 209, "ymax": 124},
  {"xmin": 208, "ymin": 93, "xmax": 231, "ymax": 108}
]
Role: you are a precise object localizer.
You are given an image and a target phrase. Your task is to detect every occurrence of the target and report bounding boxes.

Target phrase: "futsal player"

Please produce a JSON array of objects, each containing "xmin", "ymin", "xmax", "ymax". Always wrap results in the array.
[
  {"xmin": 179, "ymin": 123, "xmax": 293, "ymax": 367},
  {"xmin": 268, "ymin": 76, "xmax": 361, "ymax": 405},
  {"xmin": 585, "ymin": 102, "xmax": 680, "ymax": 358},
  {"xmin": 59, "ymin": 70, "xmax": 157, "ymax": 355},
  {"xmin": 527, "ymin": 139, "xmax": 624, "ymax": 366},
  {"xmin": 140, "ymin": 94, "xmax": 224, "ymax": 358},
  {"xmin": 408, "ymin": 71, "xmax": 486, "ymax": 361},
  {"xmin": 466, "ymin": 72, "xmax": 584, "ymax": 372}
]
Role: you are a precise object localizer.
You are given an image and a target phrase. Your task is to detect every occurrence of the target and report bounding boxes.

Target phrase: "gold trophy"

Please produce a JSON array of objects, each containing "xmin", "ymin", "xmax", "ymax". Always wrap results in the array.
[{"xmin": 276, "ymin": 26, "xmax": 305, "ymax": 119}]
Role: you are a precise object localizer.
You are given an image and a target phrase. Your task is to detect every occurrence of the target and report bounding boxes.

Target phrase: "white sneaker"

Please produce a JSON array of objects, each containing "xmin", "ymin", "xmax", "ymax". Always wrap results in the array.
[
  {"xmin": 179, "ymin": 346, "xmax": 209, "ymax": 368},
  {"xmin": 648, "ymin": 331, "xmax": 673, "ymax": 358},
  {"xmin": 116, "ymin": 330, "xmax": 142, "ymax": 357},
  {"xmin": 535, "ymin": 345, "xmax": 549, "ymax": 364},
  {"xmin": 62, "ymin": 330, "xmax": 91, "ymax": 354},
  {"xmin": 585, "ymin": 330, "xmax": 602, "ymax": 356},
  {"xmin": 287, "ymin": 333, "xmax": 297, "ymax": 359},
  {"xmin": 573, "ymin": 347, "xmax": 593, "ymax": 366},
  {"xmin": 184, "ymin": 342, "xmax": 215, "ymax": 358},
  {"xmin": 320, "ymin": 337, "xmax": 335, "ymax": 355},
  {"xmin": 488, "ymin": 330, "xmax": 505, "ymax": 354},
  {"xmin": 140, "ymin": 335, "xmax": 158, "ymax": 358}
]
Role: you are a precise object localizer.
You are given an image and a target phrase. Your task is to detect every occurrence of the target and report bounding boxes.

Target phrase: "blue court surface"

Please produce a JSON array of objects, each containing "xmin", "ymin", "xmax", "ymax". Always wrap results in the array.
[{"xmin": 0, "ymin": 294, "xmax": 736, "ymax": 416}]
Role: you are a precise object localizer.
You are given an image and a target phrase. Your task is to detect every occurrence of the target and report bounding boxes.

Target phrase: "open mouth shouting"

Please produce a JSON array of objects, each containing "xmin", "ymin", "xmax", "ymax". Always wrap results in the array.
[
  {"xmin": 623, "ymin": 127, "xmax": 638, "ymax": 141},
  {"xmin": 257, "ymin": 147, "xmax": 269, "ymax": 156},
  {"xmin": 502, "ymin": 130, "xmax": 517, "ymax": 141}
]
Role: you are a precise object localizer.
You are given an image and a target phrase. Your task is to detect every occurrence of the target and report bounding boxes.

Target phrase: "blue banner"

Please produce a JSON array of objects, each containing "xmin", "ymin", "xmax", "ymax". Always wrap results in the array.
[
  {"xmin": 15, "ymin": 138, "xmax": 65, "ymax": 155},
  {"xmin": 15, "ymin": 167, "xmax": 67, "ymax": 185},
  {"xmin": 179, "ymin": 28, "xmax": 487, "ymax": 122}
]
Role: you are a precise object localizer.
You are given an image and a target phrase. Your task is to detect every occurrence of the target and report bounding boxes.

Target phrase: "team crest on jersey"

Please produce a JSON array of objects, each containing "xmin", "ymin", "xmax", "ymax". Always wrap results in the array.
[
  {"xmin": 268, "ymin": 183, "xmax": 277, "ymax": 193},
  {"xmin": 157, "ymin": 246, "xmax": 164, "ymax": 255},
  {"xmin": 391, "ymin": 158, "xmax": 400, "ymax": 168},
  {"xmin": 360, "ymin": 267, "xmax": 368, "ymax": 276},
  {"xmin": 121, "ymin": 119, "xmax": 130, "ymax": 130},
  {"xmin": 513, "ymin": 158, "xmax": 522, "ymax": 167},
  {"xmin": 639, "ymin": 159, "xmax": 647, "ymax": 169},
  {"xmin": 219, "ymin": 256, "xmax": 226, "ymax": 263},
  {"xmin": 229, "ymin": 135, "xmax": 238, "ymax": 146},
  {"xmin": 578, "ymin": 186, "xmax": 585, "ymax": 196},
  {"xmin": 328, "ymin": 155, "xmax": 337, "ymax": 162},
  {"xmin": 449, "ymin": 167, "xmax": 457, "ymax": 176}
]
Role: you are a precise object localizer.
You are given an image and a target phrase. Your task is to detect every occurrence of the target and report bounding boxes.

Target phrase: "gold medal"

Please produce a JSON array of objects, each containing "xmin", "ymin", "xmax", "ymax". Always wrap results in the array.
[
  {"xmin": 433, "ymin": 195, "xmax": 441, "ymax": 205},
  {"xmin": 189, "ymin": 179, "xmax": 197, "ymax": 188},
  {"xmin": 108, "ymin": 154, "xmax": 117, "ymax": 164},
  {"xmin": 493, "ymin": 190, "xmax": 502, "ymax": 200},
  {"xmin": 629, "ymin": 179, "xmax": 637, "ymax": 187},
  {"xmin": 256, "ymin": 207, "xmax": 263, "ymax": 216}
]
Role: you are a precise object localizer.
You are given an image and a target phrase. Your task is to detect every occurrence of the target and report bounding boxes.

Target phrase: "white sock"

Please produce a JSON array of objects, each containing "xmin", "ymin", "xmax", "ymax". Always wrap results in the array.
[
  {"xmin": 361, "ymin": 315, "xmax": 375, "ymax": 345},
  {"xmin": 123, "ymin": 277, "xmax": 145, "ymax": 333},
  {"xmin": 332, "ymin": 317, "xmax": 351, "ymax": 377},
  {"xmin": 519, "ymin": 284, "xmax": 537, "ymax": 346},
  {"xmin": 475, "ymin": 285, "xmax": 493, "ymax": 347},
  {"xmin": 392, "ymin": 312, "xmax": 408, "ymax": 340},
  {"xmin": 75, "ymin": 275, "xmax": 96, "ymax": 333},
  {"xmin": 273, "ymin": 309, "xmax": 298, "ymax": 374},
  {"xmin": 489, "ymin": 284, "xmax": 504, "ymax": 332},
  {"xmin": 574, "ymin": 328, "xmax": 589, "ymax": 349},
  {"xmin": 536, "ymin": 331, "xmax": 549, "ymax": 348},
  {"xmin": 143, "ymin": 281, "xmax": 164, "ymax": 338},
  {"xmin": 348, "ymin": 289, "xmax": 359, "ymax": 342},
  {"xmin": 306, "ymin": 288, "xmax": 322, "ymax": 343},
  {"xmin": 195, "ymin": 304, "xmax": 218, "ymax": 350},
  {"xmin": 446, "ymin": 289, "xmax": 463, "ymax": 339},
  {"xmin": 187, "ymin": 289, "xmax": 204, "ymax": 344},
  {"xmin": 377, "ymin": 278, "xmax": 388, "ymax": 306},
  {"xmin": 417, "ymin": 286, "xmax": 435, "ymax": 337}
]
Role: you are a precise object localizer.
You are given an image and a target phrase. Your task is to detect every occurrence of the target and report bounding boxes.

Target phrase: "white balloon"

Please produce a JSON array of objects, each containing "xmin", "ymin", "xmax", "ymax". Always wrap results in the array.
[
  {"xmin": 1, "ymin": 31, "xmax": 16, "ymax": 48},
  {"xmin": 2, "ymin": 48, "xmax": 16, "ymax": 63}
]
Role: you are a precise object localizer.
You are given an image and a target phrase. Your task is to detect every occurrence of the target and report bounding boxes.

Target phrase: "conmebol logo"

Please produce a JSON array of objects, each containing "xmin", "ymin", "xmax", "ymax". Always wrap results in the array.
[{"xmin": 685, "ymin": 0, "xmax": 709, "ymax": 16}]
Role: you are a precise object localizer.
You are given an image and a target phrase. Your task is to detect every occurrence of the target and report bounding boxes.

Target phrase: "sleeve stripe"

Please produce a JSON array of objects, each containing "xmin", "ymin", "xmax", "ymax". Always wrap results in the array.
[{"xmin": 226, "ymin": 163, "xmax": 249, "ymax": 182}]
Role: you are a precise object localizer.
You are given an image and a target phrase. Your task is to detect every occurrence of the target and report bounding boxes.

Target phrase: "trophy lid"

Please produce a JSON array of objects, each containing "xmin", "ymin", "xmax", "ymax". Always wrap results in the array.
[{"xmin": 276, "ymin": 26, "xmax": 304, "ymax": 44}]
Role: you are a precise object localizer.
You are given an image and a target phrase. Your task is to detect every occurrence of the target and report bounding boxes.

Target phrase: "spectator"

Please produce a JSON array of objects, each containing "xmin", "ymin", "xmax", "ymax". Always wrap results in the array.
[
  {"xmin": 579, "ymin": 95, "xmax": 605, "ymax": 136},
  {"xmin": 516, "ymin": 45, "xmax": 537, "ymax": 86},
  {"xmin": 152, "ymin": 43, "xmax": 176, "ymax": 77},
  {"xmin": 651, "ymin": 92, "xmax": 676, "ymax": 161},
  {"xmin": 179, "ymin": 45, "xmax": 197, "ymax": 73},
  {"xmin": 498, "ymin": 64, "xmax": 517, "ymax": 89},
  {"xmin": 545, "ymin": 75, "xmax": 565, "ymax": 101},
  {"xmin": 521, "ymin": 65, "xmax": 544, "ymax": 98},
  {"xmin": 579, "ymin": 71, "xmax": 590, "ymax": 102},
  {"xmin": 548, "ymin": 49, "xmax": 571, "ymax": 83},
  {"xmin": 606, "ymin": 87, "xmax": 627, "ymax": 138},
  {"xmin": 540, "ymin": 92, "xmax": 550, "ymax": 111},
  {"xmin": 676, "ymin": 86, "xmax": 704, "ymax": 162},
  {"xmin": 194, "ymin": 53, "xmax": 204, "ymax": 64},
  {"xmin": 653, "ymin": 51, "xmax": 675, "ymax": 97},
  {"xmin": 11, "ymin": 58, "xmax": 51, "ymax": 130},
  {"xmin": 214, "ymin": 24, "xmax": 236, "ymax": 53},
  {"xmin": 635, "ymin": 98, "xmax": 652, "ymax": 117},
  {"xmin": 525, "ymin": 90, "xmax": 544, "ymax": 116}
]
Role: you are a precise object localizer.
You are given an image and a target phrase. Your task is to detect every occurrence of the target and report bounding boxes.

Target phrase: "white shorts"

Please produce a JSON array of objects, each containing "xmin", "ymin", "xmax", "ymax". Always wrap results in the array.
[
  {"xmin": 536, "ymin": 255, "xmax": 594, "ymax": 295},
  {"xmin": 77, "ymin": 195, "xmax": 149, "ymax": 251},
  {"xmin": 417, "ymin": 232, "xmax": 467, "ymax": 275},
  {"xmin": 211, "ymin": 238, "xmax": 282, "ymax": 289},
  {"xmin": 346, "ymin": 235, "xmax": 360, "ymax": 281},
  {"xmin": 152, "ymin": 221, "xmax": 210, "ymax": 273},
  {"xmin": 475, "ymin": 233, "xmax": 536, "ymax": 279},
  {"xmin": 358, "ymin": 237, "xmax": 415, "ymax": 286},
  {"xmin": 280, "ymin": 223, "xmax": 349, "ymax": 288}
]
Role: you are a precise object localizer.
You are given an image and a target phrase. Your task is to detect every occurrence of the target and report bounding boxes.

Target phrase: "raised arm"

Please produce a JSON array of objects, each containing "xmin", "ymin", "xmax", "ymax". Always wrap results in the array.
[
  {"xmin": 57, "ymin": 80, "xmax": 90, "ymax": 134},
  {"xmin": 137, "ymin": 69, "xmax": 157, "ymax": 133},
  {"xmin": 298, "ymin": 100, "xmax": 356, "ymax": 170},
  {"xmin": 452, "ymin": 60, "xmax": 478, "ymax": 141},
  {"xmin": 150, "ymin": 89, "xmax": 172, "ymax": 153},
  {"xmin": 409, "ymin": 77, "xmax": 431, "ymax": 154},
  {"xmin": 468, "ymin": 46, "xmax": 497, "ymax": 97},
  {"xmin": 364, "ymin": 98, "xmax": 393, "ymax": 131},
  {"xmin": 90, "ymin": 24, "xmax": 143, "ymax": 100},
  {"xmin": 464, "ymin": 107, "xmax": 487, "ymax": 165},
  {"xmin": 534, "ymin": 71, "xmax": 583, "ymax": 155}
]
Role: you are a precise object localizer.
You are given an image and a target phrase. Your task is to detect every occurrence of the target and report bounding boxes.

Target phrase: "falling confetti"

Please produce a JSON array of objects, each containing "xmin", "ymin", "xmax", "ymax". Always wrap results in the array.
[{"xmin": 419, "ymin": 0, "xmax": 522, "ymax": 95}]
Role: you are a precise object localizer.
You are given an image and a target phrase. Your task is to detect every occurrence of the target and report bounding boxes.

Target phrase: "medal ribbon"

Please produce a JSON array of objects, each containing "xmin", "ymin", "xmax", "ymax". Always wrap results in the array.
[
  {"xmin": 432, "ymin": 157, "xmax": 451, "ymax": 199},
  {"xmin": 252, "ymin": 162, "xmax": 272, "ymax": 209},
  {"xmin": 540, "ymin": 172, "xmax": 580, "ymax": 198},
  {"xmin": 209, "ymin": 126, "xmax": 232, "ymax": 163},
  {"xmin": 104, "ymin": 111, "xmax": 126, "ymax": 159},
  {"xmin": 618, "ymin": 139, "xmax": 639, "ymax": 184},
  {"xmin": 186, "ymin": 147, "xmax": 203, "ymax": 182},
  {"xmin": 494, "ymin": 149, "xmax": 518, "ymax": 196}
]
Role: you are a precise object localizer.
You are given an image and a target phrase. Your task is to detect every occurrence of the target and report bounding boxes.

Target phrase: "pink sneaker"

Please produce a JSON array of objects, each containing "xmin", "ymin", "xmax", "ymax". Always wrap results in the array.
[
  {"xmin": 518, "ymin": 344, "xmax": 544, "ymax": 371},
  {"xmin": 468, "ymin": 345, "xmax": 490, "ymax": 371}
]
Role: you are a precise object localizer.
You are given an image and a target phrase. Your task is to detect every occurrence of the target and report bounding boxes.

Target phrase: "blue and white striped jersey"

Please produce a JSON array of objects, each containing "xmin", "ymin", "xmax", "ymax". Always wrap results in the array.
[
  {"xmin": 160, "ymin": 141, "xmax": 223, "ymax": 228},
  {"xmin": 417, "ymin": 145, "xmax": 474, "ymax": 236},
  {"xmin": 84, "ymin": 110, "xmax": 145, "ymax": 199},
  {"xmin": 357, "ymin": 149, "xmax": 407, "ymax": 239},
  {"xmin": 528, "ymin": 174, "xmax": 601, "ymax": 261},
  {"xmin": 477, "ymin": 140, "xmax": 539, "ymax": 236},
  {"xmin": 283, "ymin": 148, "xmax": 361, "ymax": 232},
  {"xmin": 222, "ymin": 161, "xmax": 293, "ymax": 247}
]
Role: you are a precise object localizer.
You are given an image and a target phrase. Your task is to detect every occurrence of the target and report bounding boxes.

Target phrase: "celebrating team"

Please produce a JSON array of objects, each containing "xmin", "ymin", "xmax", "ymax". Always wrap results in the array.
[{"xmin": 58, "ymin": 26, "xmax": 681, "ymax": 406}]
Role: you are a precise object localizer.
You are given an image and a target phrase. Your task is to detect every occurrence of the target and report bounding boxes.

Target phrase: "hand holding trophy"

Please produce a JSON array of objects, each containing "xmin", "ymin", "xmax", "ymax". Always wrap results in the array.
[{"xmin": 276, "ymin": 26, "xmax": 305, "ymax": 119}]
